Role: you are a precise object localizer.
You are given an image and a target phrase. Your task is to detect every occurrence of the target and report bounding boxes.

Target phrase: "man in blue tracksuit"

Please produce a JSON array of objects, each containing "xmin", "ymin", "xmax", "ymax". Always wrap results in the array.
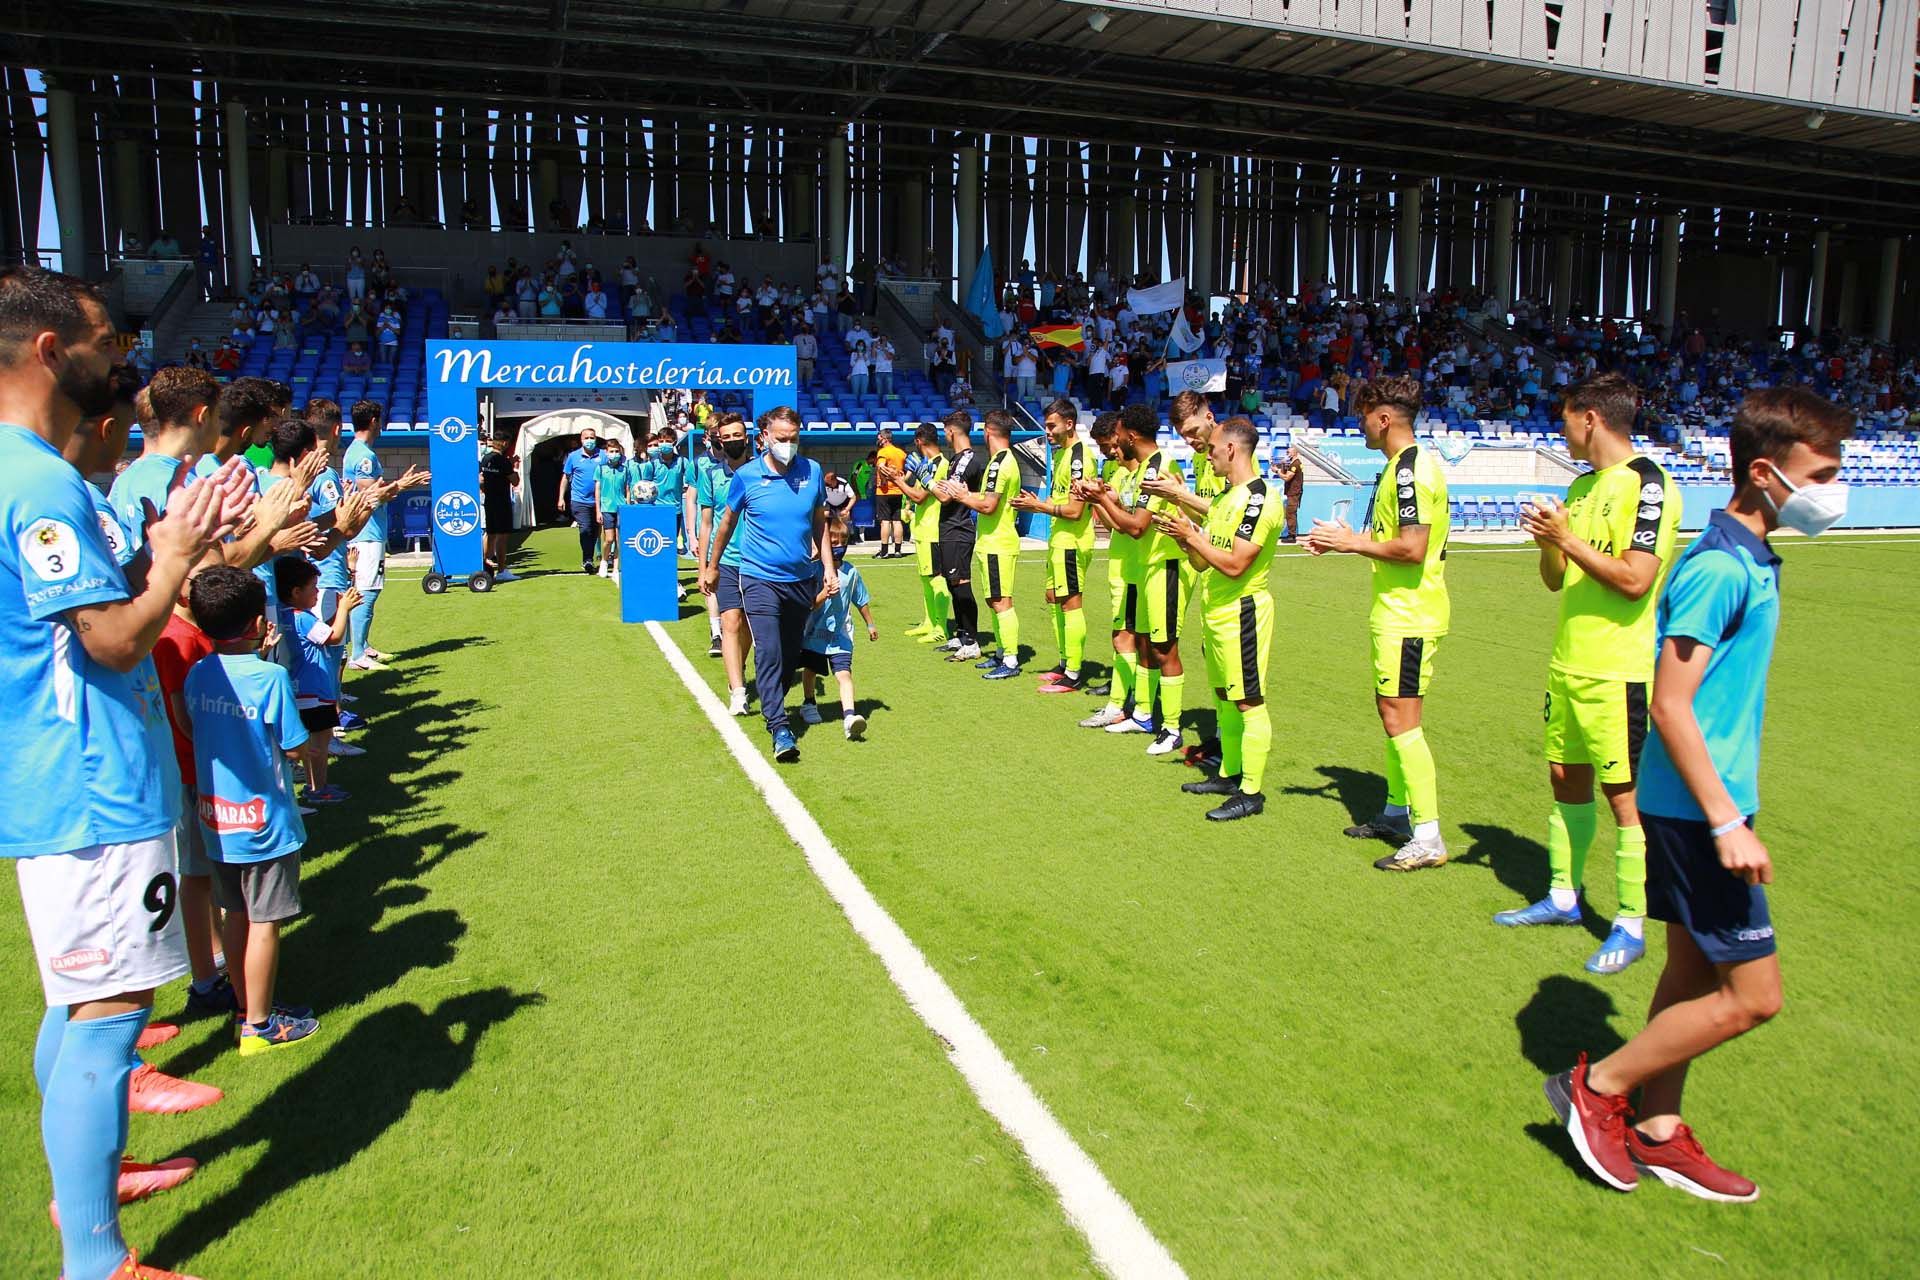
[{"xmin": 699, "ymin": 406, "xmax": 829, "ymax": 764}]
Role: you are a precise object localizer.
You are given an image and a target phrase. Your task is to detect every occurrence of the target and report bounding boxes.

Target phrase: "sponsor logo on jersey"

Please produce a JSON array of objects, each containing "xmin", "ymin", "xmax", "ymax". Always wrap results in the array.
[
  {"xmin": 199, "ymin": 794, "xmax": 268, "ymax": 833},
  {"xmin": 51, "ymin": 947, "xmax": 111, "ymax": 974}
]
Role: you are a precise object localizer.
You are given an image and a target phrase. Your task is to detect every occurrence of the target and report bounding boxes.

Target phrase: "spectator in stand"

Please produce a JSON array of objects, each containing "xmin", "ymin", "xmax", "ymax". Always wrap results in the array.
[
  {"xmin": 794, "ymin": 322, "xmax": 818, "ymax": 387},
  {"xmin": 873, "ymin": 337, "xmax": 896, "ymax": 399},
  {"xmin": 583, "ymin": 279, "xmax": 609, "ymax": 320},
  {"xmin": 274, "ymin": 312, "xmax": 298, "ymax": 350},
  {"xmin": 185, "ymin": 338, "xmax": 211, "ymax": 371},
  {"xmin": 368, "ymin": 248, "xmax": 395, "ymax": 296},
  {"xmin": 343, "ymin": 342, "xmax": 371, "ymax": 376},
  {"xmin": 690, "ymin": 242, "xmax": 713, "ymax": 286},
  {"xmin": 344, "ymin": 247, "xmax": 367, "ymax": 302},
  {"xmin": 211, "ymin": 339, "xmax": 241, "ymax": 374},
  {"xmin": 950, "ymin": 373, "xmax": 975, "ymax": 408},
  {"xmin": 148, "ymin": 227, "xmax": 183, "ymax": 258},
  {"xmin": 344, "ymin": 299, "xmax": 372, "ymax": 347},
  {"xmin": 538, "ymin": 279, "xmax": 563, "ymax": 317},
  {"xmin": 849, "ymin": 341, "xmax": 872, "ymax": 399}
]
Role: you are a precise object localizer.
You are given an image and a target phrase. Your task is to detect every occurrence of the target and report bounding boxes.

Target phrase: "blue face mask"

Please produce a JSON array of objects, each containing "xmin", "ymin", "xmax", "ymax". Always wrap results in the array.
[
  {"xmin": 654, "ymin": 445, "xmax": 674, "ymax": 462},
  {"xmin": 582, "ymin": 439, "xmax": 600, "ymax": 455},
  {"xmin": 606, "ymin": 452, "xmax": 623, "ymax": 467}
]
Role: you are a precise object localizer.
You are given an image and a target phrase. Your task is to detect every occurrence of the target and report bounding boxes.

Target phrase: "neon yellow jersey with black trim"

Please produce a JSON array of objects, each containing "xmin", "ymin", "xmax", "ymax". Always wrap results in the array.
[
  {"xmin": 976, "ymin": 448, "xmax": 1023, "ymax": 554},
  {"xmin": 1551, "ymin": 454, "xmax": 1682, "ymax": 682},
  {"xmin": 1190, "ymin": 450, "xmax": 1229, "ymax": 502},
  {"xmin": 908, "ymin": 454, "xmax": 949, "ymax": 546},
  {"xmin": 1203, "ymin": 477, "xmax": 1283, "ymax": 610},
  {"xmin": 1134, "ymin": 449, "xmax": 1188, "ymax": 565},
  {"xmin": 1048, "ymin": 440, "xmax": 1097, "ymax": 551},
  {"xmin": 1107, "ymin": 458, "xmax": 1145, "ymax": 580},
  {"xmin": 1368, "ymin": 442, "xmax": 1450, "ymax": 637}
]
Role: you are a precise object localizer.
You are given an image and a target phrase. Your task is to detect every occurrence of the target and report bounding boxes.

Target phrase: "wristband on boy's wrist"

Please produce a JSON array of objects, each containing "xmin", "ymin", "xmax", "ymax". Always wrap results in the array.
[{"xmin": 1709, "ymin": 817, "xmax": 1746, "ymax": 838}]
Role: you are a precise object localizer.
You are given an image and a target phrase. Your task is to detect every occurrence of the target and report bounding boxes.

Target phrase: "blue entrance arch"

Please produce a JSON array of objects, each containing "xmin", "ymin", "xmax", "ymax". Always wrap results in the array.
[{"xmin": 424, "ymin": 340, "xmax": 799, "ymax": 579}]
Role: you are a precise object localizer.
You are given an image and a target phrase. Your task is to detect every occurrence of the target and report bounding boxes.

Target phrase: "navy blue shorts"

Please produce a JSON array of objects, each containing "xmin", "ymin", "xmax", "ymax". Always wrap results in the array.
[
  {"xmin": 1644, "ymin": 813, "xmax": 1776, "ymax": 964},
  {"xmin": 799, "ymin": 648, "xmax": 852, "ymax": 675},
  {"xmin": 714, "ymin": 564, "xmax": 745, "ymax": 614}
]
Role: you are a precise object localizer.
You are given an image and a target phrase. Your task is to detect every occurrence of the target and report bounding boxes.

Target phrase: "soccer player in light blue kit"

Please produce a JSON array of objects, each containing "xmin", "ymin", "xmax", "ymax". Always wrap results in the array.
[
  {"xmin": 0, "ymin": 266, "xmax": 246, "ymax": 1280},
  {"xmin": 342, "ymin": 398, "xmax": 428, "ymax": 671},
  {"xmin": 109, "ymin": 366, "xmax": 223, "ymax": 559}
]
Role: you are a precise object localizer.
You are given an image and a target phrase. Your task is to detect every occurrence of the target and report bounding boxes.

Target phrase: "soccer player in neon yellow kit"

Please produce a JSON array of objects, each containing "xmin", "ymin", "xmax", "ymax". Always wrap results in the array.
[
  {"xmin": 1159, "ymin": 417, "xmax": 1283, "ymax": 821},
  {"xmin": 1305, "ymin": 375, "xmax": 1452, "ymax": 872},
  {"xmin": 939, "ymin": 410, "xmax": 1024, "ymax": 678},
  {"xmin": 1014, "ymin": 398, "xmax": 1097, "ymax": 692},
  {"xmin": 879, "ymin": 423, "xmax": 952, "ymax": 644},
  {"xmin": 1496, "ymin": 373, "xmax": 1682, "ymax": 976}
]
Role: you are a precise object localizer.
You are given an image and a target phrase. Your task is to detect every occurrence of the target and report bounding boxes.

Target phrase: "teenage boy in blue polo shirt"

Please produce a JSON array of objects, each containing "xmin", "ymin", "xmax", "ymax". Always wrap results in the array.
[{"xmin": 1550, "ymin": 387, "xmax": 1853, "ymax": 1205}]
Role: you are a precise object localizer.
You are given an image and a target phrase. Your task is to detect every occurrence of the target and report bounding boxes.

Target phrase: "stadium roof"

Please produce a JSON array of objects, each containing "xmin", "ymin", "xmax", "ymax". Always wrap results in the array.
[{"xmin": 8, "ymin": 0, "xmax": 1920, "ymax": 234}]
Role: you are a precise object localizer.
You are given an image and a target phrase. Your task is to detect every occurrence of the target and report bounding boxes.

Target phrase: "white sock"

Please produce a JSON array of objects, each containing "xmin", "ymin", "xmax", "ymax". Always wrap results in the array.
[
  {"xmin": 1413, "ymin": 820, "xmax": 1440, "ymax": 841},
  {"xmin": 1615, "ymin": 915, "xmax": 1645, "ymax": 939},
  {"xmin": 1102, "ymin": 703, "xmax": 1122, "ymax": 717},
  {"xmin": 1384, "ymin": 802, "xmax": 1410, "ymax": 818},
  {"xmin": 1549, "ymin": 887, "xmax": 1579, "ymax": 911},
  {"xmin": 1064, "ymin": 667, "xmax": 1079, "ymax": 679},
  {"xmin": 1001, "ymin": 654, "xmax": 1018, "ymax": 668}
]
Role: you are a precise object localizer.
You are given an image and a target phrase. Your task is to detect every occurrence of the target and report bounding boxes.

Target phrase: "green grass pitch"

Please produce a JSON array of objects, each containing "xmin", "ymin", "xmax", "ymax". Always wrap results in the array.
[{"xmin": 3, "ymin": 530, "xmax": 1917, "ymax": 1277}]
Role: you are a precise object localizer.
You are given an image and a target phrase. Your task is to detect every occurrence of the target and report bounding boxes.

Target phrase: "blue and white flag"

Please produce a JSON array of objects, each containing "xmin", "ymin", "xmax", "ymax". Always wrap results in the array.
[
  {"xmin": 965, "ymin": 249, "xmax": 1004, "ymax": 338},
  {"xmin": 1167, "ymin": 308, "xmax": 1205, "ymax": 354},
  {"xmin": 1126, "ymin": 277, "xmax": 1186, "ymax": 315},
  {"xmin": 1166, "ymin": 358, "xmax": 1227, "ymax": 394}
]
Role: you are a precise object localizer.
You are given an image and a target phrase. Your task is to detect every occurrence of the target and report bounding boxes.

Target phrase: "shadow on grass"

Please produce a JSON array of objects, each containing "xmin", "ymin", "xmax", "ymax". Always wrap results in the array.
[
  {"xmin": 150, "ymin": 987, "xmax": 545, "ymax": 1270},
  {"xmin": 1516, "ymin": 973, "xmax": 1630, "ymax": 1177},
  {"xmin": 1456, "ymin": 823, "xmax": 1610, "ymax": 942},
  {"xmin": 1279, "ymin": 763, "xmax": 1385, "ymax": 823}
]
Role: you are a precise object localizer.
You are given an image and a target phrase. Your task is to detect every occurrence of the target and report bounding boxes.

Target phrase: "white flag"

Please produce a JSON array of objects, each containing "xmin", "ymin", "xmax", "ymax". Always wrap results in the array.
[
  {"xmin": 1166, "ymin": 358, "xmax": 1227, "ymax": 394},
  {"xmin": 1168, "ymin": 309, "xmax": 1205, "ymax": 354},
  {"xmin": 1127, "ymin": 277, "xmax": 1186, "ymax": 315}
]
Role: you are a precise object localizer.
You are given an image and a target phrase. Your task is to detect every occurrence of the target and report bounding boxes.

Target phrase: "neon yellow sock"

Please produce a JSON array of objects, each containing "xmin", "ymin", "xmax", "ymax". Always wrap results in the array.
[
  {"xmin": 1388, "ymin": 727, "xmax": 1438, "ymax": 826},
  {"xmin": 1142, "ymin": 667, "xmax": 1161, "ymax": 725},
  {"xmin": 1239, "ymin": 704, "xmax": 1271, "ymax": 794},
  {"xmin": 1160, "ymin": 673, "xmax": 1185, "ymax": 733},
  {"xmin": 930, "ymin": 578, "xmax": 951, "ymax": 632},
  {"xmin": 1615, "ymin": 824, "xmax": 1648, "ymax": 918},
  {"xmin": 1064, "ymin": 607, "xmax": 1086, "ymax": 673},
  {"xmin": 1549, "ymin": 801, "xmax": 1598, "ymax": 892},
  {"xmin": 1216, "ymin": 701, "xmax": 1244, "ymax": 777},
  {"xmin": 1050, "ymin": 603, "xmax": 1067, "ymax": 665},
  {"xmin": 1115, "ymin": 650, "xmax": 1139, "ymax": 708},
  {"xmin": 917, "ymin": 577, "xmax": 938, "ymax": 631},
  {"xmin": 1383, "ymin": 735, "xmax": 1407, "ymax": 808},
  {"xmin": 999, "ymin": 607, "xmax": 1019, "ymax": 660}
]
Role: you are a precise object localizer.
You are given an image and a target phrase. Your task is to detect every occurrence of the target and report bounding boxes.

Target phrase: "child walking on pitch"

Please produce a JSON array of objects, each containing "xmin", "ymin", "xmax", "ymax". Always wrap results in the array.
[
  {"xmin": 273, "ymin": 556, "xmax": 361, "ymax": 806},
  {"xmin": 798, "ymin": 516, "xmax": 876, "ymax": 739},
  {"xmin": 1550, "ymin": 387, "xmax": 1852, "ymax": 1203}
]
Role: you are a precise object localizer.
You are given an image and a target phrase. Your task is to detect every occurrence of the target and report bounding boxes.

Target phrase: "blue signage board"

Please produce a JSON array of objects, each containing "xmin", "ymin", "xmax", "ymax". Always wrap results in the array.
[
  {"xmin": 424, "ymin": 340, "xmax": 798, "ymax": 588},
  {"xmin": 615, "ymin": 505, "xmax": 682, "ymax": 622}
]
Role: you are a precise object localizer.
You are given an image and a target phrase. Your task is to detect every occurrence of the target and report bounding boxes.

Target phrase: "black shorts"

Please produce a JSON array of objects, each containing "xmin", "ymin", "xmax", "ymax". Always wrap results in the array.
[
  {"xmin": 1644, "ymin": 813, "xmax": 1776, "ymax": 964},
  {"xmin": 298, "ymin": 703, "xmax": 340, "ymax": 732},
  {"xmin": 799, "ymin": 648, "xmax": 853, "ymax": 675},
  {"xmin": 937, "ymin": 538, "xmax": 975, "ymax": 583},
  {"xmin": 484, "ymin": 493, "xmax": 514, "ymax": 531},
  {"xmin": 875, "ymin": 494, "xmax": 903, "ymax": 522}
]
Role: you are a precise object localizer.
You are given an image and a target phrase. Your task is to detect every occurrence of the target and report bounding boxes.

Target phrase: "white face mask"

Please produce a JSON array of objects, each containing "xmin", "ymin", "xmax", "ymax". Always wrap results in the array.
[
  {"xmin": 1762, "ymin": 462, "xmax": 1847, "ymax": 537},
  {"xmin": 767, "ymin": 439, "xmax": 798, "ymax": 465}
]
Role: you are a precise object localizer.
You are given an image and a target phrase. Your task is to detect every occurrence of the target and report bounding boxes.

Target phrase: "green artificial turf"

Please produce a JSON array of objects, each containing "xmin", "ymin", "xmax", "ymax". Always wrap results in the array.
[{"xmin": 4, "ymin": 528, "xmax": 1917, "ymax": 1277}]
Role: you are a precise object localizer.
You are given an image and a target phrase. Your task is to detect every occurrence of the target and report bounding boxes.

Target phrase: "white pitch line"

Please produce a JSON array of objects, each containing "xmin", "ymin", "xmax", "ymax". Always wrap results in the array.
[{"xmin": 644, "ymin": 620, "xmax": 1185, "ymax": 1280}]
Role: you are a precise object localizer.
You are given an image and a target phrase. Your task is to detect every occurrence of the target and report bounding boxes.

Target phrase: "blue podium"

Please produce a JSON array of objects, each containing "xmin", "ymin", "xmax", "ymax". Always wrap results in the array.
[{"xmin": 616, "ymin": 505, "xmax": 681, "ymax": 623}]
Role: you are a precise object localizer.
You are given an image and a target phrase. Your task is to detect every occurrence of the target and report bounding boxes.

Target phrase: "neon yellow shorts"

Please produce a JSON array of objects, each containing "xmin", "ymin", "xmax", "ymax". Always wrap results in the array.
[
  {"xmin": 1137, "ymin": 558, "xmax": 1196, "ymax": 644},
  {"xmin": 1047, "ymin": 545, "xmax": 1093, "ymax": 600},
  {"xmin": 1544, "ymin": 668, "xmax": 1650, "ymax": 786},
  {"xmin": 1371, "ymin": 633, "xmax": 1441, "ymax": 699},
  {"xmin": 915, "ymin": 535, "xmax": 939, "ymax": 579},
  {"xmin": 1203, "ymin": 593, "xmax": 1273, "ymax": 703},
  {"xmin": 974, "ymin": 549, "xmax": 1018, "ymax": 601}
]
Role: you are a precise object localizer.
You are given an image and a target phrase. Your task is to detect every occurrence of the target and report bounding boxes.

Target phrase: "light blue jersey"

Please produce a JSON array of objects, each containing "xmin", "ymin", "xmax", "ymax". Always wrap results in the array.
[
  {"xmin": 1638, "ymin": 511, "xmax": 1783, "ymax": 822},
  {"xmin": 640, "ymin": 451, "xmax": 687, "ymax": 505},
  {"xmin": 596, "ymin": 459, "xmax": 635, "ymax": 511},
  {"xmin": 803, "ymin": 561, "xmax": 871, "ymax": 657},
  {"xmin": 0, "ymin": 425, "xmax": 177, "ymax": 857},
  {"xmin": 342, "ymin": 438, "xmax": 387, "ymax": 544},
  {"xmin": 107, "ymin": 452, "xmax": 184, "ymax": 557},
  {"xmin": 724, "ymin": 456, "xmax": 824, "ymax": 583},
  {"xmin": 308, "ymin": 467, "xmax": 350, "ymax": 589},
  {"xmin": 282, "ymin": 605, "xmax": 343, "ymax": 704},
  {"xmin": 561, "ymin": 447, "xmax": 603, "ymax": 505},
  {"xmin": 184, "ymin": 652, "xmax": 309, "ymax": 864}
]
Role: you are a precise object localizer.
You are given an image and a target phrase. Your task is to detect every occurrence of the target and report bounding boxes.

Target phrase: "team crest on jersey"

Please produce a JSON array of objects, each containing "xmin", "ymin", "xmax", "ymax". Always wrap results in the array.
[
  {"xmin": 1640, "ymin": 482, "xmax": 1664, "ymax": 502},
  {"xmin": 20, "ymin": 518, "xmax": 80, "ymax": 581}
]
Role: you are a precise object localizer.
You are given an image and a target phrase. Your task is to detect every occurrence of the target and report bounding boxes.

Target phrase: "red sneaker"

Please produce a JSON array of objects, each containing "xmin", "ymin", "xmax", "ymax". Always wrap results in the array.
[
  {"xmin": 101, "ymin": 1249, "xmax": 205, "ymax": 1279},
  {"xmin": 49, "ymin": 1156, "xmax": 198, "ymax": 1226},
  {"xmin": 135, "ymin": 1023, "xmax": 180, "ymax": 1051},
  {"xmin": 1627, "ymin": 1124, "xmax": 1760, "ymax": 1202},
  {"xmin": 1545, "ymin": 1053, "xmax": 1638, "ymax": 1191},
  {"xmin": 127, "ymin": 1061, "xmax": 224, "ymax": 1114}
]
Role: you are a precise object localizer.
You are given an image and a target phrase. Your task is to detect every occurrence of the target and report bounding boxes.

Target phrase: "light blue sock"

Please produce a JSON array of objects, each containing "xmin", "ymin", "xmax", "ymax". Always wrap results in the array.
[
  {"xmin": 34, "ymin": 1005, "xmax": 65, "ymax": 1094},
  {"xmin": 45, "ymin": 1007, "xmax": 148, "ymax": 1280},
  {"xmin": 348, "ymin": 589, "xmax": 380, "ymax": 659}
]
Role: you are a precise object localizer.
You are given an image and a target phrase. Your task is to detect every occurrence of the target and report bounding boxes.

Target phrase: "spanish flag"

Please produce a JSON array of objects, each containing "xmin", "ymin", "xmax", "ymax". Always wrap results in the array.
[{"xmin": 1029, "ymin": 323, "xmax": 1085, "ymax": 351}]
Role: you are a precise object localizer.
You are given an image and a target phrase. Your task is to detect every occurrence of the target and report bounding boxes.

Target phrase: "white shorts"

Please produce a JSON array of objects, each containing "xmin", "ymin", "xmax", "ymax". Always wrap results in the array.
[
  {"xmin": 16, "ymin": 836, "xmax": 190, "ymax": 1007},
  {"xmin": 352, "ymin": 542, "xmax": 386, "ymax": 592}
]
